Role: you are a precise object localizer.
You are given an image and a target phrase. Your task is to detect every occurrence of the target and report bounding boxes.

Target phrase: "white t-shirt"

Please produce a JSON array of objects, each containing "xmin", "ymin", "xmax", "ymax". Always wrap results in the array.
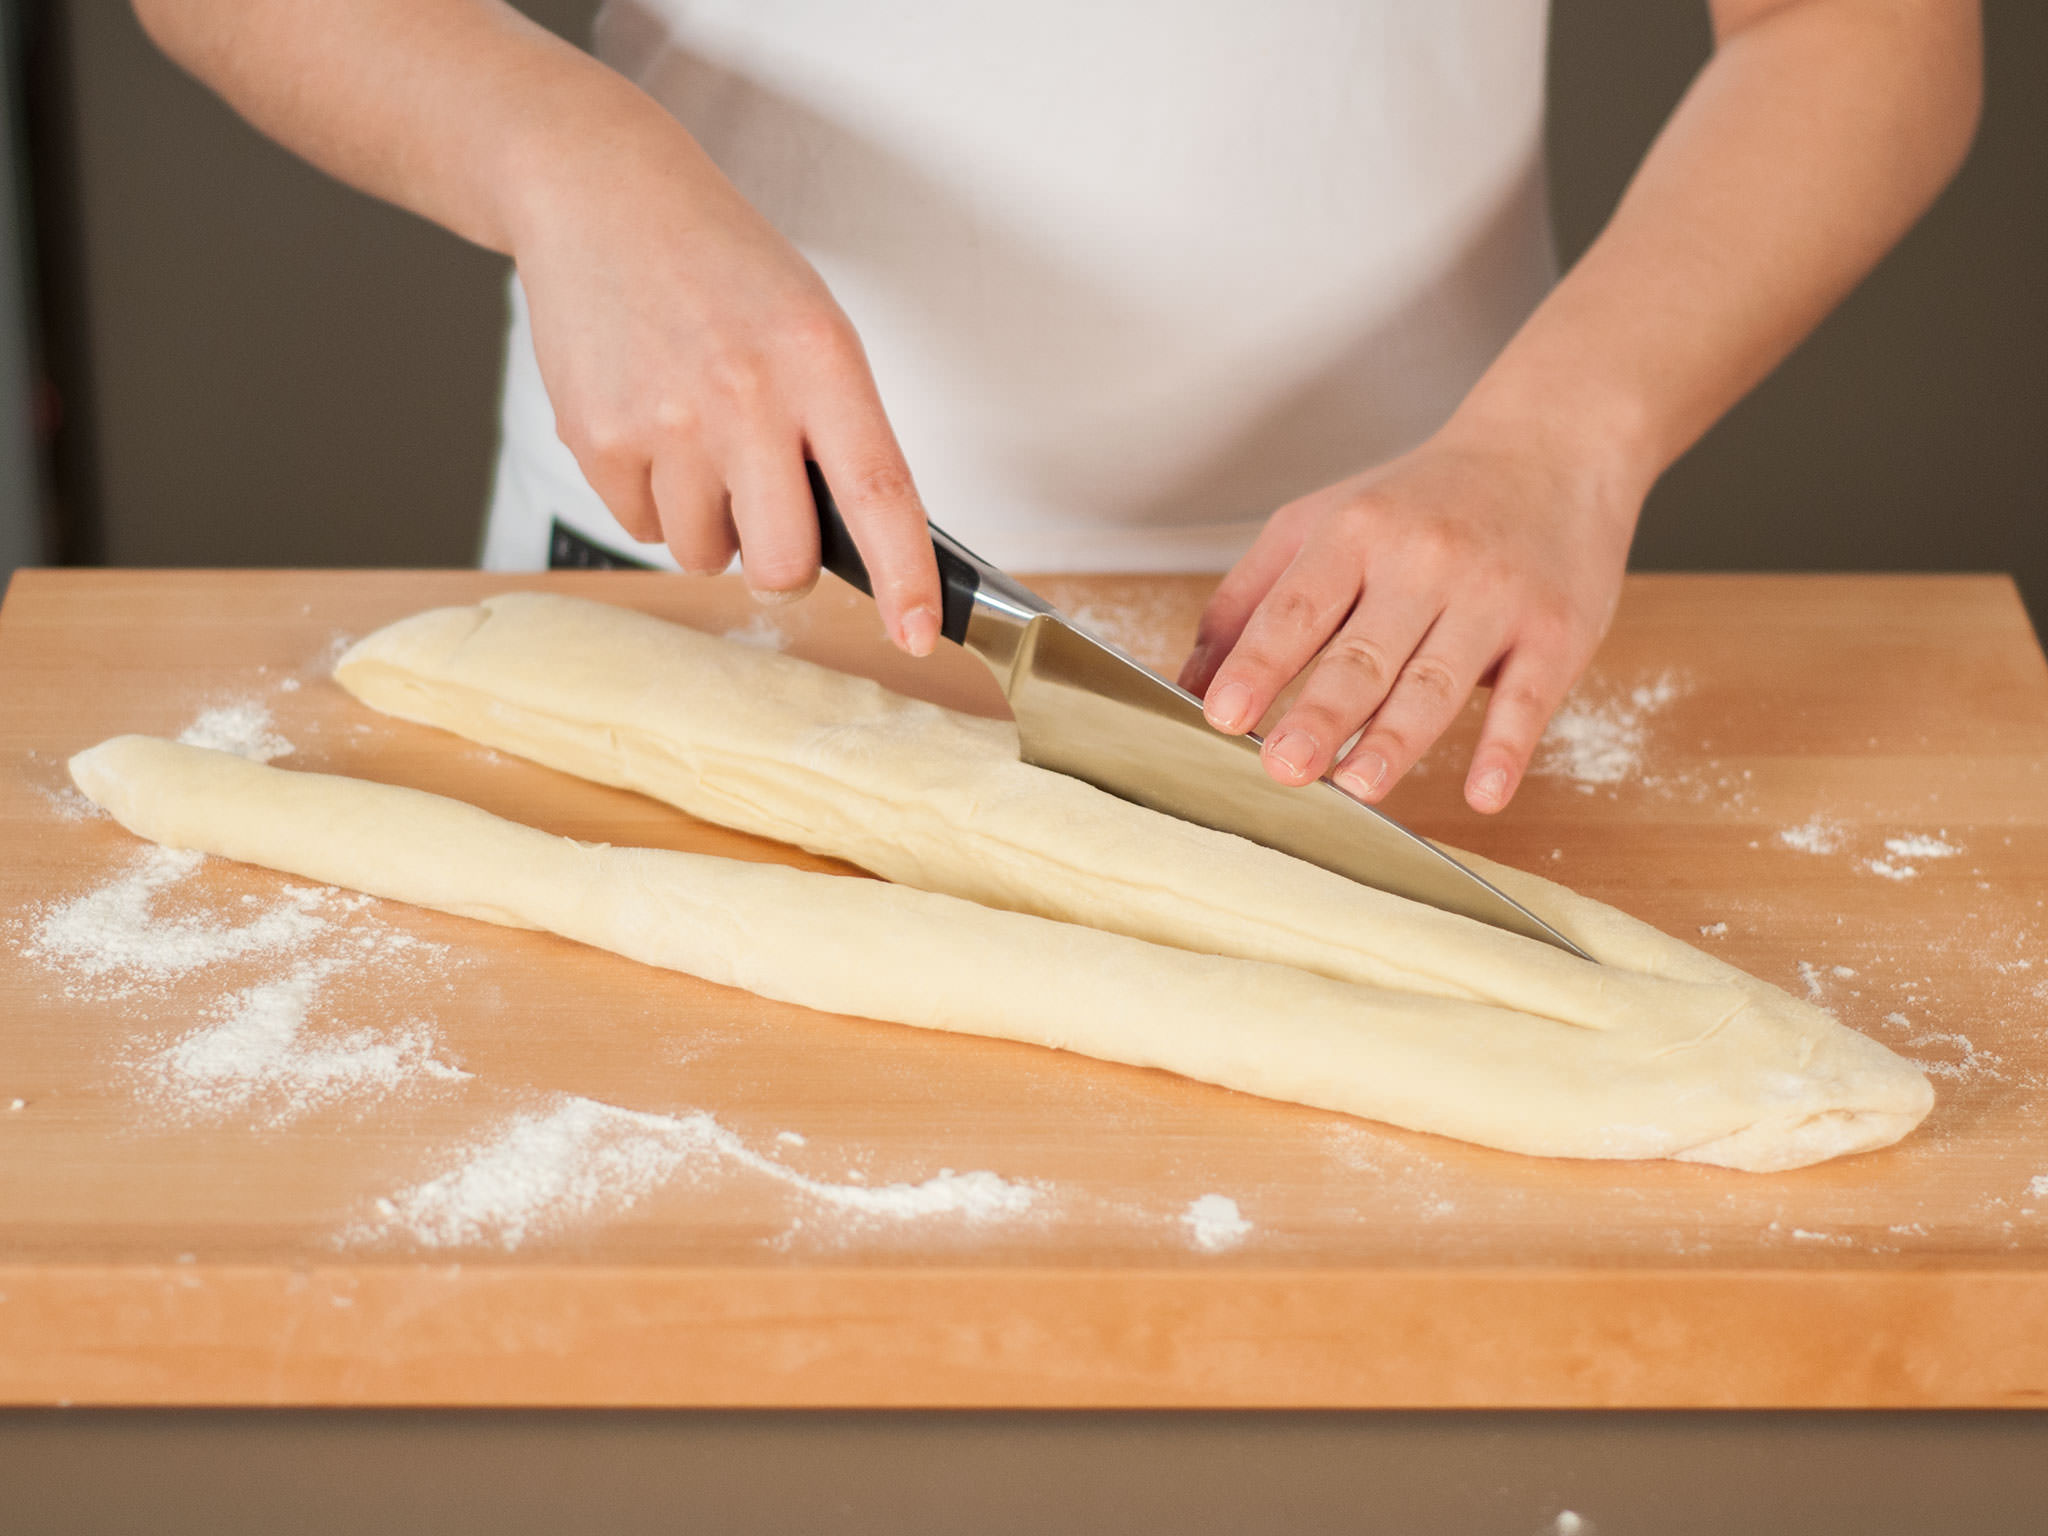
[{"xmin": 483, "ymin": 0, "xmax": 1556, "ymax": 574}]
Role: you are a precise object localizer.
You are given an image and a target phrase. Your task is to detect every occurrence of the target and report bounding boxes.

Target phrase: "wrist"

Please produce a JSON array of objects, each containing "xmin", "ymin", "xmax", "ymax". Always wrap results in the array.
[
  {"xmin": 485, "ymin": 51, "xmax": 706, "ymax": 262},
  {"xmin": 1438, "ymin": 364, "xmax": 1659, "ymax": 541}
]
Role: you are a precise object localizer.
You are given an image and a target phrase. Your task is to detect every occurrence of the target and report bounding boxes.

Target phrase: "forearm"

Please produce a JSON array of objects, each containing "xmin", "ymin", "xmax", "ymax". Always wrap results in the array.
[
  {"xmin": 1450, "ymin": 0, "xmax": 1982, "ymax": 509},
  {"xmin": 131, "ymin": 0, "xmax": 706, "ymax": 257},
  {"xmin": 139, "ymin": 0, "xmax": 945, "ymax": 640}
]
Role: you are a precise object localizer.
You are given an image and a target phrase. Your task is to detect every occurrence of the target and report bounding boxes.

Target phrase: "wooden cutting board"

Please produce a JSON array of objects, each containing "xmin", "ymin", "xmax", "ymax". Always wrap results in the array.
[{"xmin": 2, "ymin": 569, "xmax": 2045, "ymax": 1408}]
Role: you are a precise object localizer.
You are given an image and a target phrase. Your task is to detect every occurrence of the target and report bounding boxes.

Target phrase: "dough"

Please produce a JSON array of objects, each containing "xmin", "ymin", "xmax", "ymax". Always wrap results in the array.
[{"xmin": 72, "ymin": 735, "xmax": 1930, "ymax": 1169}]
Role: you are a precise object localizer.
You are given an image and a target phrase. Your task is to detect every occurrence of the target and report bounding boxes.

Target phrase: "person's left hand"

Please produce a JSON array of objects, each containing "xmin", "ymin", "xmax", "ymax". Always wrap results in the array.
[{"xmin": 1177, "ymin": 424, "xmax": 1639, "ymax": 815}]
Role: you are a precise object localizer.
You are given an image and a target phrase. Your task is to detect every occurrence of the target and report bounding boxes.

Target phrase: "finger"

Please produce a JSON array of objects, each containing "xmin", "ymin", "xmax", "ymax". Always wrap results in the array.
[
  {"xmin": 578, "ymin": 453, "xmax": 663, "ymax": 545},
  {"xmin": 803, "ymin": 370, "xmax": 941, "ymax": 656},
  {"xmin": 1463, "ymin": 644, "xmax": 1578, "ymax": 814},
  {"xmin": 1197, "ymin": 536, "xmax": 1362, "ymax": 736},
  {"xmin": 652, "ymin": 451, "xmax": 738, "ymax": 575},
  {"xmin": 728, "ymin": 437, "xmax": 821, "ymax": 602},
  {"xmin": 1334, "ymin": 616, "xmax": 1505, "ymax": 804},
  {"xmin": 1257, "ymin": 582, "xmax": 1445, "ymax": 787},
  {"xmin": 1178, "ymin": 507, "xmax": 1312, "ymax": 694}
]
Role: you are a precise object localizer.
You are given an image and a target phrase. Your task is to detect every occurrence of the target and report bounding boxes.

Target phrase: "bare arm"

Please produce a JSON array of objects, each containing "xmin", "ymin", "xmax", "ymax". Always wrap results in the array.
[
  {"xmin": 134, "ymin": 0, "xmax": 945, "ymax": 651},
  {"xmin": 1466, "ymin": 0, "xmax": 1982, "ymax": 517},
  {"xmin": 1185, "ymin": 0, "xmax": 1982, "ymax": 811}
]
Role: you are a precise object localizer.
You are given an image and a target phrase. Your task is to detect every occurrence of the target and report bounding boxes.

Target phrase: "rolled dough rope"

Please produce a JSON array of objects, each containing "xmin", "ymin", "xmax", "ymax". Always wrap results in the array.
[{"xmin": 71, "ymin": 736, "xmax": 1930, "ymax": 1169}]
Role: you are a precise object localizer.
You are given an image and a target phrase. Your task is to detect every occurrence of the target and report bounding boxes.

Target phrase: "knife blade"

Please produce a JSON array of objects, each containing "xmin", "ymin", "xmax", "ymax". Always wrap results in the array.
[{"xmin": 808, "ymin": 463, "xmax": 1592, "ymax": 960}]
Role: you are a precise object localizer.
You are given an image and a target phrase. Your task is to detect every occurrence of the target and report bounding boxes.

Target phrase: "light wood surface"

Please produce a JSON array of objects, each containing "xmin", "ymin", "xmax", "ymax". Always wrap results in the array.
[{"xmin": 3, "ymin": 569, "xmax": 2045, "ymax": 1408}]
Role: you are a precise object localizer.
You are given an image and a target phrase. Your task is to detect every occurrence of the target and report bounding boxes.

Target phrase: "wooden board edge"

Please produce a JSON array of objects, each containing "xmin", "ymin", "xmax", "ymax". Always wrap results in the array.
[{"xmin": 2, "ymin": 1265, "xmax": 2043, "ymax": 1410}]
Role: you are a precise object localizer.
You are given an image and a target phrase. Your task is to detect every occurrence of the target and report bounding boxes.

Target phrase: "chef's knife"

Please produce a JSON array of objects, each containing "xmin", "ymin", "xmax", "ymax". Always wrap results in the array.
[{"xmin": 808, "ymin": 464, "xmax": 1591, "ymax": 960}]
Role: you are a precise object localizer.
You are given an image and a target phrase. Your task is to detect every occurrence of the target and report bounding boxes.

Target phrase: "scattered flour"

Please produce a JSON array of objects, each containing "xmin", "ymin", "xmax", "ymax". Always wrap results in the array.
[
  {"xmin": 1532, "ymin": 673, "xmax": 1683, "ymax": 786},
  {"xmin": 2030, "ymin": 1175, "xmax": 2048, "ymax": 1199},
  {"xmin": 351, "ymin": 1098, "xmax": 691, "ymax": 1251},
  {"xmin": 21, "ymin": 837, "xmax": 461, "ymax": 1124},
  {"xmin": 1550, "ymin": 1514, "xmax": 1592, "ymax": 1536},
  {"xmin": 1770, "ymin": 825, "xmax": 1956, "ymax": 884},
  {"xmin": 318, "ymin": 631, "xmax": 358, "ymax": 671},
  {"xmin": 349, "ymin": 1095, "xmax": 1039, "ymax": 1251},
  {"xmin": 33, "ymin": 783, "xmax": 103, "ymax": 822},
  {"xmin": 1697, "ymin": 922, "xmax": 1728, "ymax": 939},
  {"xmin": 1181, "ymin": 1193, "xmax": 1252, "ymax": 1253},
  {"xmin": 140, "ymin": 957, "xmax": 466, "ymax": 1124},
  {"xmin": 1777, "ymin": 818, "xmax": 1845, "ymax": 856},
  {"xmin": 1790, "ymin": 1227, "xmax": 1852, "ymax": 1245},
  {"xmin": 177, "ymin": 700, "xmax": 294, "ymax": 763},
  {"xmin": 721, "ymin": 614, "xmax": 789, "ymax": 651},
  {"xmin": 25, "ymin": 847, "xmax": 329, "ymax": 990},
  {"xmin": 1885, "ymin": 833, "xmax": 1962, "ymax": 861},
  {"xmin": 1905, "ymin": 1030, "xmax": 2003, "ymax": 1082},
  {"xmin": 1771, "ymin": 824, "xmax": 1958, "ymax": 883},
  {"xmin": 1795, "ymin": 961, "xmax": 1828, "ymax": 1004}
]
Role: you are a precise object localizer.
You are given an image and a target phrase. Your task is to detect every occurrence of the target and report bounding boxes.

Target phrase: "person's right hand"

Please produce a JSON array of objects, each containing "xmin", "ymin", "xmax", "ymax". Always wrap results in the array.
[{"xmin": 507, "ymin": 101, "xmax": 943, "ymax": 654}]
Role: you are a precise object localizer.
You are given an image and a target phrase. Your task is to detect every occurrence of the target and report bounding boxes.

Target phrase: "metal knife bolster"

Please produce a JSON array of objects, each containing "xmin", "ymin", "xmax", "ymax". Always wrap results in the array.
[
  {"xmin": 804, "ymin": 462, "xmax": 1594, "ymax": 961},
  {"xmin": 946, "ymin": 540, "xmax": 1055, "ymax": 679}
]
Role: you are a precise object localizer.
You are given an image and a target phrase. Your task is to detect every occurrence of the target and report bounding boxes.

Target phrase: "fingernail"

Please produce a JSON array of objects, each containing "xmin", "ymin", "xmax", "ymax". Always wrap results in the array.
[
  {"xmin": 751, "ymin": 573, "xmax": 819, "ymax": 606},
  {"xmin": 1265, "ymin": 730, "xmax": 1317, "ymax": 778},
  {"xmin": 1336, "ymin": 752, "xmax": 1389, "ymax": 799},
  {"xmin": 1470, "ymin": 767, "xmax": 1508, "ymax": 809},
  {"xmin": 900, "ymin": 604, "xmax": 940, "ymax": 658},
  {"xmin": 1206, "ymin": 681, "xmax": 1253, "ymax": 733}
]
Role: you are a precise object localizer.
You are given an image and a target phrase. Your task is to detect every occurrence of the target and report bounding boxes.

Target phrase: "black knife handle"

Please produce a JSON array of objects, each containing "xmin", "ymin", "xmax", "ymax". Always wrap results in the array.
[{"xmin": 807, "ymin": 460, "xmax": 980, "ymax": 646}]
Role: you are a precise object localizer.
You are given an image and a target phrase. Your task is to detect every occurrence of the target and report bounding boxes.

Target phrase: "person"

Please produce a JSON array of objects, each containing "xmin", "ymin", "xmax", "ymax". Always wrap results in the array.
[{"xmin": 135, "ymin": 0, "xmax": 1980, "ymax": 813}]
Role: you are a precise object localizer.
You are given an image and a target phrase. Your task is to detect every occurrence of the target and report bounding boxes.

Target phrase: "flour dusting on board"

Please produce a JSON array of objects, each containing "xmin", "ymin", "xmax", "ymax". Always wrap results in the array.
[
  {"xmin": 1794, "ymin": 961, "xmax": 1829, "ymax": 1005},
  {"xmin": 1886, "ymin": 833, "xmax": 1962, "ymax": 861},
  {"xmin": 1778, "ymin": 818, "xmax": 1845, "ymax": 856},
  {"xmin": 1532, "ymin": 672, "xmax": 1684, "ymax": 786},
  {"xmin": 24, "ymin": 846, "xmax": 329, "ymax": 989},
  {"xmin": 1181, "ymin": 1193, "xmax": 1252, "ymax": 1253},
  {"xmin": 1859, "ymin": 833, "xmax": 1963, "ymax": 884},
  {"xmin": 139, "ymin": 956, "xmax": 467, "ymax": 1124},
  {"xmin": 1769, "ymin": 822, "xmax": 1963, "ymax": 884},
  {"xmin": 1899, "ymin": 1028, "xmax": 2003, "ymax": 1083},
  {"xmin": 346, "ymin": 1095, "xmax": 1040, "ymax": 1252},
  {"xmin": 18, "ymin": 832, "xmax": 464, "ymax": 1123},
  {"xmin": 177, "ymin": 699, "xmax": 294, "ymax": 763},
  {"xmin": 32, "ymin": 782, "xmax": 103, "ymax": 822}
]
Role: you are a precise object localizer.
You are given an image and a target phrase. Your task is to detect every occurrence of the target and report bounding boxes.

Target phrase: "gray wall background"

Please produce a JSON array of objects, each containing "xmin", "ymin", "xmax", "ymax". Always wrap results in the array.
[
  {"xmin": 40, "ymin": 1, "xmax": 2048, "ymax": 612},
  {"xmin": 0, "ymin": 7, "xmax": 45, "ymax": 573}
]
